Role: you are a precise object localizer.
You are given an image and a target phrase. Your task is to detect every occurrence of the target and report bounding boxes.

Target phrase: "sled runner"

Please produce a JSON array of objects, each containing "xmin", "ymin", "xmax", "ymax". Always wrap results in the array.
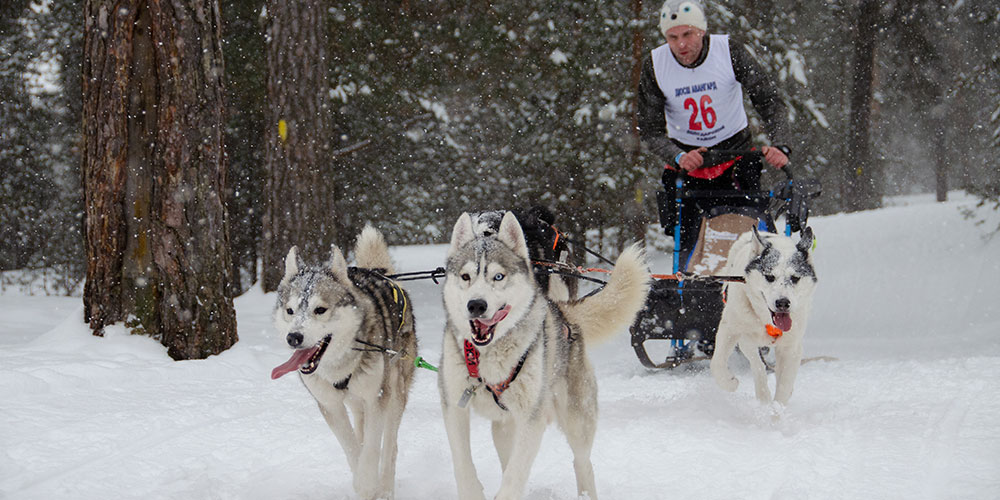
[{"xmin": 630, "ymin": 150, "xmax": 821, "ymax": 369}]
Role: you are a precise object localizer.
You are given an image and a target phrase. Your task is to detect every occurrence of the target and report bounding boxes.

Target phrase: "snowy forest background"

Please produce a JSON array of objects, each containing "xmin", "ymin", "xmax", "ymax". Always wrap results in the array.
[{"xmin": 2, "ymin": 1, "xmax": 999, "ymax": 355}]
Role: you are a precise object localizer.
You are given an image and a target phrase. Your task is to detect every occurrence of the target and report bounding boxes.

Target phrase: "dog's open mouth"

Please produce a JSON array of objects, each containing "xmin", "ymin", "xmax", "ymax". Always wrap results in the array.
[
  {"xmin": 469, "ymin": 306, "xmax": 511, "ymax": 346},
  {"xmin": 270, "ymin": 334, "xmax": 331, "ymax": 379},
  {"xmin": 770, "ymin": 311, "xmax": 792, "ymax": 332}
]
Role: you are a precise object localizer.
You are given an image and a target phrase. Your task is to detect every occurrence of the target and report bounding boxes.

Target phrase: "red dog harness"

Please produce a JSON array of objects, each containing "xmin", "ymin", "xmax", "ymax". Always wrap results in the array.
[{"xmin": 463, "ymin": 339, "xmax": 532, "ymax": 411}]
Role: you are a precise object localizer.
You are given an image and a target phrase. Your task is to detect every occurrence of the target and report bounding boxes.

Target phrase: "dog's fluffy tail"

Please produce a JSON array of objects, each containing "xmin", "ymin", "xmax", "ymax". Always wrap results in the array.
[
  {"xmin": 354, "ymin": 224, "xmax": 394, "ymax": 274},
  {"xmin": 561, "ymin": 243, "xmax": 650, "ymax": 347}
]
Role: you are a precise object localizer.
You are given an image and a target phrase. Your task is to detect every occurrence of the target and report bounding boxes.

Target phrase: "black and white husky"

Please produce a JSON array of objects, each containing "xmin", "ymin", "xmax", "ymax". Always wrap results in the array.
[
  {"xmin": 271, "ymin": 226, "xmax": 417, "ymax": 499},
  {"xmin": 710, "ymin": 226, "xmax": 818, "ymax": 405},
  {"xmin": 439, "ymin": 211, "xmax": 650, "ymax": 500}
]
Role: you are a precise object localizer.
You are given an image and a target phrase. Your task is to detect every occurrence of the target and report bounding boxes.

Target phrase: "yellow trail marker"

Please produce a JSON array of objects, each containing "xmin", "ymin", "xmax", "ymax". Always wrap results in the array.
[{"xmin": 278, "ymin": 119, "xmax": 288, "ymax": 143}]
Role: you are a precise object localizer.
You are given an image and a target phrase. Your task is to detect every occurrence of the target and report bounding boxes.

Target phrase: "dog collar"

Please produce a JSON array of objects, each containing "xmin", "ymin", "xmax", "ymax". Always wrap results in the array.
[{"xmin": 765, "ymin": 324, "xmax": 783, "ymax": 340}]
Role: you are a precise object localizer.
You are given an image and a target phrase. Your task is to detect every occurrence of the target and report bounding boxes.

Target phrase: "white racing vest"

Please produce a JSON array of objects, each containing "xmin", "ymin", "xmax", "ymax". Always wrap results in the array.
[{"xmin": 652, "ymin": 34, "xmax": 748, "ymax": 147}]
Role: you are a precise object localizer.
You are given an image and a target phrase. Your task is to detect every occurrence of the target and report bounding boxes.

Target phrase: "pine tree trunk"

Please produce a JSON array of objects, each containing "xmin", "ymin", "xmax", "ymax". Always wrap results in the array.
[
  {"xmin": 220, "ymin": 0, "xmax": 267, "ymax": 295},
  {"xmin": 627, "ymin": 0, "xmax": 647, "ymax": 246},
  {"xmin": 260, "ymin": 0, "xmax": 332, "ymax": 292},
  {"xmin": 844, "ymin": 0, "xmax": 881, "ymax": 212},
  {"xmin": 82, "ymin": 0, "xmax": 238, "ymax": 360},
  {"xmin": 932, "ymin": 104, "xmax": 949, "ymax": 202},
  {"xmin": 629, "ymin": 0, "xmax": 643, "ymax": 162}
]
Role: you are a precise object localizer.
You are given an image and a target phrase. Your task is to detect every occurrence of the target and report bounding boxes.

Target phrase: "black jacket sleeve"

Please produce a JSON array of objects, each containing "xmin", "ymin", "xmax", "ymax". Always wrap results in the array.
[
  {"xmin": 637, "ymin": 55, "xmax": 686, "ymax": 167},
  {"xmin": 729, "ymin": 40, "xmax": 791, "ymax": 149}
]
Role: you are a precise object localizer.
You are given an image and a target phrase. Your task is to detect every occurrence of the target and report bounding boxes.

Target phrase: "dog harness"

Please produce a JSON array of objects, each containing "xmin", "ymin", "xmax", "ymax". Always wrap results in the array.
[
  {"xmin": 349, "ymin": 266, "xmax": 408, "ymax": 332},
  {"xmin": 333, "ymin": 374, "xmax": 351, "ymax": 390},
  {"xmin": 461, "ymin": 339, "xmax": 533, "ymax": 411}
]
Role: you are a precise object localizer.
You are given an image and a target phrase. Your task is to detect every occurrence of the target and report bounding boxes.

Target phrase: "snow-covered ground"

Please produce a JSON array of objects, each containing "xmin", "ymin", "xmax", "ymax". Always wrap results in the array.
[{"xmin": 2, "ymin": 192, "xmax": 999, "ymax": 500}]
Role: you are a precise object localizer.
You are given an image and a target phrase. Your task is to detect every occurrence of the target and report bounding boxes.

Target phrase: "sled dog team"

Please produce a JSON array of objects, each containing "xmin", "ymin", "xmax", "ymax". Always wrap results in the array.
[{"xmin": 271, "ymin": 211, "xmax": 817, "ymax": 500}]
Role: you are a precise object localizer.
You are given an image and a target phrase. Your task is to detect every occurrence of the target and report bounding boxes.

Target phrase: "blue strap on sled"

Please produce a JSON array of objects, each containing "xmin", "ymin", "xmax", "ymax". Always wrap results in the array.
[
  {"xmin": 673, "ymin": 177, "xmax": 684, "ymax": 274},
  {"xmin": 672, "ymin": 177, "xmax": 690, "ymax": 357}
]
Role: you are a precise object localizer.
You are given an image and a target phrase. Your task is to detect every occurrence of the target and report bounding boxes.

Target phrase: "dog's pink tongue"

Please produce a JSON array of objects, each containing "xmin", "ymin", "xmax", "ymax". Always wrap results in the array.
[
  {"xmin": 772, "ymin": 312, "xmax": 792, "ymax": 332},
  {"xmin": 472, "ymin": 306, "xmax": 511, "ymax": 338},
  {"xmin": 488, "ymin": 306, "xmax": 510, "ymax": 325},
  {"xmin": 475, "ymin": 306, "xmax": 510, "ymax": 327},
  {"xmin": 271, "ymin": 347, "xmax": 319, "ymax": 380}
]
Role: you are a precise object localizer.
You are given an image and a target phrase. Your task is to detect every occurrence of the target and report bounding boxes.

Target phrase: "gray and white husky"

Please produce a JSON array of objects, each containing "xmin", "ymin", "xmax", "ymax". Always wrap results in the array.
[
  {"xmin": 439, "ymin": 211, "xmax": 650, "ymax": 500},
  {"xmin": 710, "ymin": 226, "xmax": 817, "ymax": 405},
  {"xmin": 271, "ymin": 226, "xmax": 416, "ymax": 500}
]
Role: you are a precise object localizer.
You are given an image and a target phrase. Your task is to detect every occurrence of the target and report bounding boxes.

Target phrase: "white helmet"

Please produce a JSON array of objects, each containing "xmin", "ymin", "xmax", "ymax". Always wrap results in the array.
[{"xmin": 659, "ymin": 0, "xmax": 708, "ymax": 37}]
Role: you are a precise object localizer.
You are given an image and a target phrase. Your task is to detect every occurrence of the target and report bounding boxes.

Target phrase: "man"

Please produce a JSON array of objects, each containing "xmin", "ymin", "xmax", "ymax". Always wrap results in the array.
[{"xmin": 638, "ymin": 0, "xmax": 792, "ymax": 266}]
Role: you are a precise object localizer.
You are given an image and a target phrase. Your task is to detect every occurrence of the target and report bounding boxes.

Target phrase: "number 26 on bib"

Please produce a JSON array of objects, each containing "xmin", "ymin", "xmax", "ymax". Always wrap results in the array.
[{"xmin": 684, "ymin": 95, "xmax": 716, "ymax": 131}]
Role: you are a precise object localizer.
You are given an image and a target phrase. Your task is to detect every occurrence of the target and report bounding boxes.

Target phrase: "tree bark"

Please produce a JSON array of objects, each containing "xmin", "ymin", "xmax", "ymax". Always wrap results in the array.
[
  {"xmin": 261, "ymin": 0, "xmax": 333, "ymax": 291},
  {"xmin": 627, "ymin": 0, "xmax": 647, "ymax": 245},
  {"xmin": 629, "ymin": 0, "xmax": 643, "ymax": 163},
  {"xmin": 82, "ymin": 0, "xmax": 237, "ymax": 360},
  {"xmin": 932, "ymin": 110, "xmax": 949, "ymax": 202},
  {"xmin": 844, "ymin": 0, "xmax": 881, "ymax": 212}
]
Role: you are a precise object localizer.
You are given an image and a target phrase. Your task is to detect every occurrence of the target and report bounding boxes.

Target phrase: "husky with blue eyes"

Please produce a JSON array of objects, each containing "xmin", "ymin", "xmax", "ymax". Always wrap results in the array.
[
  {"xmin": 271, "ymin": 225, "xmax": 416, "ymax": 500},
  {"xmin": 711, "ymin": 226, "xmax": 818, "ymax": 405},
  {"xmin": 439, "ymin": 211, "xmax": 650, "ymax": 500}
]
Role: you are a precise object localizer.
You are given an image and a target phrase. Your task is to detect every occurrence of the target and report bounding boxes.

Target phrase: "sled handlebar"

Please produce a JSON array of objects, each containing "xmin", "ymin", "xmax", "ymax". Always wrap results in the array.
[
  {"xmin": 692, "ymin": 148, "xmax": 794, "ymax": 180},
  {"xmin": 674, "ymin": 148, "xmax": 821, "ymax": 201}
]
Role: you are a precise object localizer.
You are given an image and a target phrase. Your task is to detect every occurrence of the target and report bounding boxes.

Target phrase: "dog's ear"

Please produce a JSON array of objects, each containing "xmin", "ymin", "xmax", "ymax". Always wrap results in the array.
[
  {"xmin": 528, "ymin": 205, "xmax": 555, "ymax": 226},
  {"xmin": 750, "ymin": 225, "xmax": 768, "ymax": 253},
  {"xmin": 449, "ymin": 212, "xmax": 477, "ymax": 254},
  {"xmin": 328, "ymin": 244, "xmax": 350, "ymax": 282},
  {"xmin": 797, "ymin": 227, "xmax": 815, "ymax": 254},
  {"xmin": 497, "ymin": 211, "xmax": 530, "ymax": 261},
  {"xmin": 283, "ymin": 246, "xmax": 300, "ymax": 282}
]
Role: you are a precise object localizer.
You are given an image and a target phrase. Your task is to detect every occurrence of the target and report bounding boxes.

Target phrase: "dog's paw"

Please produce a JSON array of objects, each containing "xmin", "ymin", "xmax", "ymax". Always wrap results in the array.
[
  {"xmin": 354, "ymin": 475, "xmax": 379, "ymax": 500},
  {"xmin": 714, "ymin": 372, "xmax": 739, "ymax": 392},
  {"xmin": 711, "ymin": 362, "xmax": 739, "ymax": 392},
  {"xmin": 754, "ymin": 386, "xmax": 773, "ymax": 404},
  {"xmin": 457, "ymin": 480, "xmax": 486, "ymax": 500},
  {"xmin": 494, "ymin": 489, "xmax": 519, "ymax": 500},
  {"xmin": 461, "ymin": 488, "xmax": 487, "ymax": 500},
  {"xmin": 365, "ymin": 486, "xmax": 395, "ymax": 500}
]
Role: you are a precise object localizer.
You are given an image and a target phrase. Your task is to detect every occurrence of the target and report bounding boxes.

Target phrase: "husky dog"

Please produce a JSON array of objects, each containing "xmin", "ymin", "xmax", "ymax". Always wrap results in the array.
[
  {"xmin": 439, "ymin": 211, "xmax": 649, "ymax": 500},
  {"xmin": 270, "ymin": 226, "xmax": 416, "ymax": 500},
  {"xmin": 710, "ymin": 226, "xmax": 817, "ymax": 405},
  {"xmin": 471, "ymin": 206, "xmax": 576, "ymax": 301}
]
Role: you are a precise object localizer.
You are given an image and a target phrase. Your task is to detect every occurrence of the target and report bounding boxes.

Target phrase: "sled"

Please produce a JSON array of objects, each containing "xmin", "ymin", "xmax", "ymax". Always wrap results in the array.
[{"xmin": 629, "ymin": 150, "xmax": 821, "ymax": 369}]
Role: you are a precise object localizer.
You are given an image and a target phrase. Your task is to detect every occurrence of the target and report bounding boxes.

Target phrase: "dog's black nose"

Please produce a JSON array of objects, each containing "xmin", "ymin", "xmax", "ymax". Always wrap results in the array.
[
  {"xmin": 775, "ymin": 298, "xmax": 791, "ymax": 312},
  {"xmin": 467, "ymin": 299, "xmax": 488, "ymax": 317},
  {"xmin": 287, "ymin": 332, "xmax": 304, "ymax": 347}
]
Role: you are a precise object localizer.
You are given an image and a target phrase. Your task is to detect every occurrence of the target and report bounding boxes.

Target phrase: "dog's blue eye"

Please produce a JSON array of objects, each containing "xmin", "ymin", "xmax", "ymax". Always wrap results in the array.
[
  {"xmin": 683, "ymin": 6, "xmax": 691, "ymax": 12},
  {"xmin": 314, "ymin": 307, "xmax": 327, "ymax": 315},
  {"xmin": 286, "ymin": 308, "xmax": 294, "ymax": 315},
  {"xmin": 493, "ymin": 273, "xmax": 505, "ymax": 281},
  {"xmin": 461, "ymin": 273, "xmax": 471, "ymax": 281},
  {"xmin": 765, "ymin": 275, "xmax": 776, "ymax": 283}
]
